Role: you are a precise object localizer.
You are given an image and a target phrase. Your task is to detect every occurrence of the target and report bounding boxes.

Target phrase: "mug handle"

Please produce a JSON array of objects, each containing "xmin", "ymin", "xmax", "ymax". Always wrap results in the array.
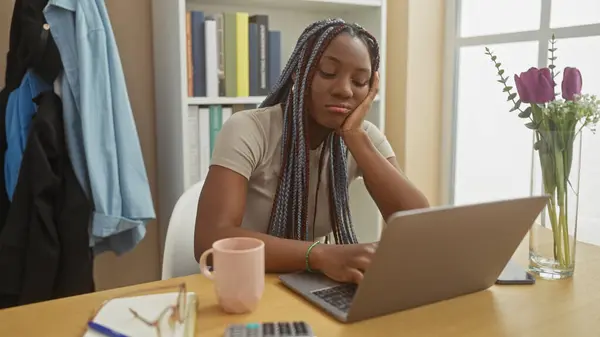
[{"xmin": 199, "ymin": 248, "xmax": 214, "ymax": 280}]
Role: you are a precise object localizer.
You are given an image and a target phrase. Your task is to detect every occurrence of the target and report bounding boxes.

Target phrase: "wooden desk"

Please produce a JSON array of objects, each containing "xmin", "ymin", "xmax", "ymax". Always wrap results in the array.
[{"xmin": 1, "ymin": 239, "xmax": 600, "ymax": 337}]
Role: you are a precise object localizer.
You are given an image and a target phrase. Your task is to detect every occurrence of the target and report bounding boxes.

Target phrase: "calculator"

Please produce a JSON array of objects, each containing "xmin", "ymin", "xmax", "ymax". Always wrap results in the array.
[{"xmin": 224, "ymin": 321, "xmax": 314, "ymax": 337}]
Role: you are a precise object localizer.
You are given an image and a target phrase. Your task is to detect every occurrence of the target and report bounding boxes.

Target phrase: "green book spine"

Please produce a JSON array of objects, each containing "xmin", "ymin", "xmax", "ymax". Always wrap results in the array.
[
  {"xmin": 209, "ymin": 105, "xmax": 223, "ymax": 157},
  {"xmin": 224, "ymin": 13, "xmax": 237, "ymax": 97}
]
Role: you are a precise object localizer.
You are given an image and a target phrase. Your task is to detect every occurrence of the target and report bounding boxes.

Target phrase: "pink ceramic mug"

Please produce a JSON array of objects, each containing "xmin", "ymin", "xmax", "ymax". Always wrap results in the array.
[{"xmin": 199, "ymin": 237, "xmax": 265, "ymax": 314}]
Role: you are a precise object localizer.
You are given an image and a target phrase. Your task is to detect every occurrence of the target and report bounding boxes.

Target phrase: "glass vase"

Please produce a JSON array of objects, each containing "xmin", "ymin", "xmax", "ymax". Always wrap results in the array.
[{"xmin": 528, "ymin": 130, "xmax": 582, "ymax": 280}]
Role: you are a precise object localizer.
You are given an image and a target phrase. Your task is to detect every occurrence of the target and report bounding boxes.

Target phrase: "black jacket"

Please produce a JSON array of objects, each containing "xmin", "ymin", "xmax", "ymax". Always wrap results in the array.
[
  {"xmin": 0, "ymin": 0, "xmax": 94, "ymax": 308},
  {"xmin": 0, "ymin": 0, "xmax": 92, "ymax": 308},
  {"xmin": 4, "ymin": 0, "xmax": 61, "ymax": 90},
  {"xmin": 0, "ymin": 0, "xmax": 62, "ymax": 234},
  {"xmin": 0, "ymin": 92, "xmax": 94, "ymax": 308}
]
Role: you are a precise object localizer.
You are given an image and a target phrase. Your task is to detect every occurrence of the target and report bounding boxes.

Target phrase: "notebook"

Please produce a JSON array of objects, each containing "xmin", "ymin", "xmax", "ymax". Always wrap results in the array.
[{"xmin": 84, "ymin": 291, "xmax": 197, "ymax": 337}]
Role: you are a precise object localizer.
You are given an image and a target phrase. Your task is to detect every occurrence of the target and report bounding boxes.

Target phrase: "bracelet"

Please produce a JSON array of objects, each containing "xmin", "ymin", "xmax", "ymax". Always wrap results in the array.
[{"xmin": 305, "ymin": 241, "xmax": 321, "ymax": 273}]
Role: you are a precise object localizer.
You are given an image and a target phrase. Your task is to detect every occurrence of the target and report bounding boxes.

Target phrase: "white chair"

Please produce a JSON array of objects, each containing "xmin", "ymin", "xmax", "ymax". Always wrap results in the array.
[{"xmin": 161, "ymin": 180, "xmax": 205, "ymax": 280}]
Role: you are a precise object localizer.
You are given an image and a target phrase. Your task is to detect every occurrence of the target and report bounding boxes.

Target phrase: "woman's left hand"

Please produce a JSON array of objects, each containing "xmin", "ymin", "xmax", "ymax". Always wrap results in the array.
[{"xmin": 338, "ymin": 71, "xmax": 379, "ymax": 135}]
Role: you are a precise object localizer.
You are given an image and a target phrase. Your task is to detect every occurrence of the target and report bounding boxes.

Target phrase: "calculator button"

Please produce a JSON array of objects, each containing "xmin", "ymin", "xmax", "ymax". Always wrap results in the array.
[
  {"xmin": 226, "ymin": 325, "xmax": 245, "ymax": 337},
  {"xmin": 278, "ymin": 322, "xmax": 292, "ymax": 336},
  {"xmin": 293, "ymin": 321, "xmax": 308, "ymax": 335},
  {"xmin": 263, "ymin": 322, "xmax": 275, "ymax": 336},
  {"xmin": 246, "ymin": 323, "xmax": 260, "ymax": 329}
]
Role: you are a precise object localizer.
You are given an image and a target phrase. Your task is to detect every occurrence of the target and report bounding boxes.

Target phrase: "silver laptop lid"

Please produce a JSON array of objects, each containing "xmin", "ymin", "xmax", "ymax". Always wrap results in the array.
[{"xmin": 346, "ymin": 196, "xmax": 548, "ymax": 322}]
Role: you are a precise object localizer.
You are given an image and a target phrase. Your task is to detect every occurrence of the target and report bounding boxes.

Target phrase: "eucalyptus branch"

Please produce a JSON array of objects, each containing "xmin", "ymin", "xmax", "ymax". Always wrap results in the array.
[
  {"xmin": 485, "ymin": 47, "xmax": 533, "ymax": 121},
  {"xmin": 548, "ymin": 34, "xmax": 558, "ymax": 78},
  {"xmin": 548, "ymin": 34, "xmax": 560, "ymax": 96}
]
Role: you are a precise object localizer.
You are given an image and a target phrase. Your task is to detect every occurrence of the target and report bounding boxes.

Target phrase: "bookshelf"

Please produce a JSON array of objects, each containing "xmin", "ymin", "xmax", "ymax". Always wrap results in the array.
[{"xmin": 151, "ymin": 0, "xmax": 388, "ymax": 252}]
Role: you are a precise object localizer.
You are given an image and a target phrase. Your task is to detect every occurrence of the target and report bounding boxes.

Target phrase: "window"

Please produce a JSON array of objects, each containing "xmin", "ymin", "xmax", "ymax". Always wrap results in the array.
[
  {"xmin": 454, "ymin": 42, "xmax": 538, "ymax": 205},
  {"xmin": 550, "ymin": 0, "xmax": 600, "ymax": 28},
  {"xmin": 459, "ymin": 0, "xmax": 542, "ymax": 38},
  {"xmin": 444, "ymin": 0, "xmax": 600, "ymax": 245}
]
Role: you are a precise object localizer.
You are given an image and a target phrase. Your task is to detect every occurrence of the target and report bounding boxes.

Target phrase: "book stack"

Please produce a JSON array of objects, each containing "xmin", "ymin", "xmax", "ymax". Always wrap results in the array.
[{"xmin": 185, "ymin": 10, "xmax": 282, "ymax": 98}]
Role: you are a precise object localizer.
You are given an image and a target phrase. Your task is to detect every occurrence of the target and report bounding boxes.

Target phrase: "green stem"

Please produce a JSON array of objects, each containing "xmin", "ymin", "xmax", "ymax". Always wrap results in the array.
[
  {"xmin": 555, "ymin": 146, "xmax": 566, "ymax": 266},
  {"xmin": 536, "ymin": 130, "xmax": 560, "ymax": 262},
  {"xmin": 544, "ymin": 135, "xmax": 573, "ymax": 269},
  {"xmin": 556, "ymin": 146, "xmax": 572, "ymax": 268},
  {"xmin": 546, "ymin": 195, "xmax": 561, "ymax": 262},
  {"xmin": 558, "ymin": 199, "xmax": 571, "ymax": 267}
]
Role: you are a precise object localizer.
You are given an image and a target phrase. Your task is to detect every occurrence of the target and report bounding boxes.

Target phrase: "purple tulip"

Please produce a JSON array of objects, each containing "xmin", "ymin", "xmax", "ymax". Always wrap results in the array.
[
  {"xmin": 514, "ymin": 67, "xmax": 556, "ymax": 104},
  {"xmin": 561, "ymin": 67, "xmax": 583, "ymax": 101}
]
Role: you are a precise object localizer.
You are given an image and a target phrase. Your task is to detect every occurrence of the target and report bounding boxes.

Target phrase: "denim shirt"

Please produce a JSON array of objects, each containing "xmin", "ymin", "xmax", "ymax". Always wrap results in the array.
[{"xmin": 43, "ymin": 0, "xmax": 155, "ymax": 255}]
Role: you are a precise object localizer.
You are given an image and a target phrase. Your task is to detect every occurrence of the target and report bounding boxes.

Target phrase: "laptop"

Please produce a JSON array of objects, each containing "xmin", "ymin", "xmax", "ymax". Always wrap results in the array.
[{"xmin": 279, "ymin": 196, "xmax": 548, "ymax": 323}]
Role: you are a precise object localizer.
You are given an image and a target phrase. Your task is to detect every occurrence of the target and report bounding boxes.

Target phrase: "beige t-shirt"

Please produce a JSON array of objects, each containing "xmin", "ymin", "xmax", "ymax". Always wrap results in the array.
[{"xmin": 210, "ymin": 104, "xmax": 395, "ymax": 239}]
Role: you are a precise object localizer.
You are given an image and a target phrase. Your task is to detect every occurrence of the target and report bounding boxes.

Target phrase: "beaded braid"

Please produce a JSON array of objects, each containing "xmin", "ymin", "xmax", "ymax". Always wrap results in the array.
[{"xmin": 260, "ymin": 19, "xmax": 380, "ymax": 244}]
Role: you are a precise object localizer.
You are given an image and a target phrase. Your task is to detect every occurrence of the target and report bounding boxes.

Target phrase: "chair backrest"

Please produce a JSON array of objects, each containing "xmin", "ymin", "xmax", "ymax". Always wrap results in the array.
[{"xmin": 161, "ymin": 180, "xmax": 205, "ymax": 280}]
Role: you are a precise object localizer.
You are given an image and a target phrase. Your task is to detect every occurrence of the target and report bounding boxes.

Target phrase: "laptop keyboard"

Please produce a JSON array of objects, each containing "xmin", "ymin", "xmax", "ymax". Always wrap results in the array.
[{"xmin": 311, "ymin": 283, "xmax": 357, "ymax": 312}]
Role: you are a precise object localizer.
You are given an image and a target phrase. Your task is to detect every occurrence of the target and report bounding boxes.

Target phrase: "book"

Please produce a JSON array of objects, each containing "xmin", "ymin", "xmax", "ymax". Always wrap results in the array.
[
  {"xmin": 248, "ymin": 22, "xmax": 259, "ymax": 96},
  {"xmin": 198, "ymin": 106, "xmax": 210, "ymax": 180},
  {"xmin": 185, "ymin": 10, "xmax": 281, "ymax": 98},
  {"xmin": 209, "ymin": 105, "xmax": 223, "ymax": 157},
  {"xmin": 268, "ymin": 30, "xmax": 281, "ymax": 92},
  {"xmin": 187, "ymin": 106, "xmax": 201, "ymax": 188},
  {"xmin": 249, "ymin": 15, "xmax": 269, "ymax": 95},
  {"xmin": 185, "ymin": 12, "xmax": 193, "ymax": 97},
  {"xmin": 191, "ymin": 11, "xmax": 206, "ymax": 97},
  {"xmin": 84, "ymin": 291, "xmax": 197, "ymax": 337},
  {"xmin": 205, "ymin": 18, "xmax": 219, "ymax": 97}
]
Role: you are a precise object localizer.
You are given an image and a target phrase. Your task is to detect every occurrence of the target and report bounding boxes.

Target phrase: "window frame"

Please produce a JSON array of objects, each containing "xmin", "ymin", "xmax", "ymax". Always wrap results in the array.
[{"xmin": 440, "ymin": 0, "xmax": 600, "ymax": 205}]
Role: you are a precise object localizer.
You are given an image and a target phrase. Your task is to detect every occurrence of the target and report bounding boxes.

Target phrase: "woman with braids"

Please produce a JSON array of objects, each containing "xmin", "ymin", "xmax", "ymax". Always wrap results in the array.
[{"xmin": 194, "ymin": 18, "xmax": 429, "ymax": 284}]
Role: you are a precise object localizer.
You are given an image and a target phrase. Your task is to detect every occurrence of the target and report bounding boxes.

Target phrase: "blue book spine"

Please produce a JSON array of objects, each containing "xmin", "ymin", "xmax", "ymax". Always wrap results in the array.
[
  {"xmin": 191, "ymin": 11, "xmax": 206, "ymax": 97},
  {"xmin": 268, "ymin": 31, "xmax": 281, "ymax": 92},
  {"xmin": 249, "ymin": 15, "xmax": 269, "ymax": 95}
]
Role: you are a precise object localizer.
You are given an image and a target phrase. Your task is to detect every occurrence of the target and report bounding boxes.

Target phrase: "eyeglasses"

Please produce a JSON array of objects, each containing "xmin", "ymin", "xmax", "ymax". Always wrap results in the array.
[
  {"xmin": 88, "ymin": 283, "xmax": 191, "ymax": 337},
  {"xmin": 129, "ymin": 283, "xmax": 188, "ymax": 337}
]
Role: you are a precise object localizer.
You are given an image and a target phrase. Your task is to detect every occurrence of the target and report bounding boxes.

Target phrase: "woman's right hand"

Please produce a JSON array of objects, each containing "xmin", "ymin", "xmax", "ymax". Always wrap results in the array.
[{"xmin": 309, "ymin": 243, "xmax": 378, "ymax": 284}]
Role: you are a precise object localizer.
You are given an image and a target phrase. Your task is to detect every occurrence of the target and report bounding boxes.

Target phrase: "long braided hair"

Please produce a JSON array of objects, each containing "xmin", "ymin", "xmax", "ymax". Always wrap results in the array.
[{"xmin": 259, "ymin": 18, "xmax": 380, "ymax": 245}]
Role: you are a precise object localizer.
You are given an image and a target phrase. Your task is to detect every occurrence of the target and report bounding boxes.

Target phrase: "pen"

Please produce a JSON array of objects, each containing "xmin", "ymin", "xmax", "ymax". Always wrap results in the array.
[{"xmin": 87, "ymin": 321, "xmax": 130, "ymax": 337}]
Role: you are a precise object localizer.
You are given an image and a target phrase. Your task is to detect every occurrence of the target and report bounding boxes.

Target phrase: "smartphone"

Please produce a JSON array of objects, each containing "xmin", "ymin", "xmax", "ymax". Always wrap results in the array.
[{"xmin": 496, "ymin": 259, "xmax": 535, "ymax": 285}]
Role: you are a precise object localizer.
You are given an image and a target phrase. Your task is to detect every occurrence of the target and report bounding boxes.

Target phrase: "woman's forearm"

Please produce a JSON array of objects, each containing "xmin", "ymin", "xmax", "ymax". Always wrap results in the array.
[
  {"xmin": 342, "ymin": 130, "xmax": 430, "ymax": 219},
  {"xmin": 197, "ymin": 227, "xmax": 323, "ymax": 273}
]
